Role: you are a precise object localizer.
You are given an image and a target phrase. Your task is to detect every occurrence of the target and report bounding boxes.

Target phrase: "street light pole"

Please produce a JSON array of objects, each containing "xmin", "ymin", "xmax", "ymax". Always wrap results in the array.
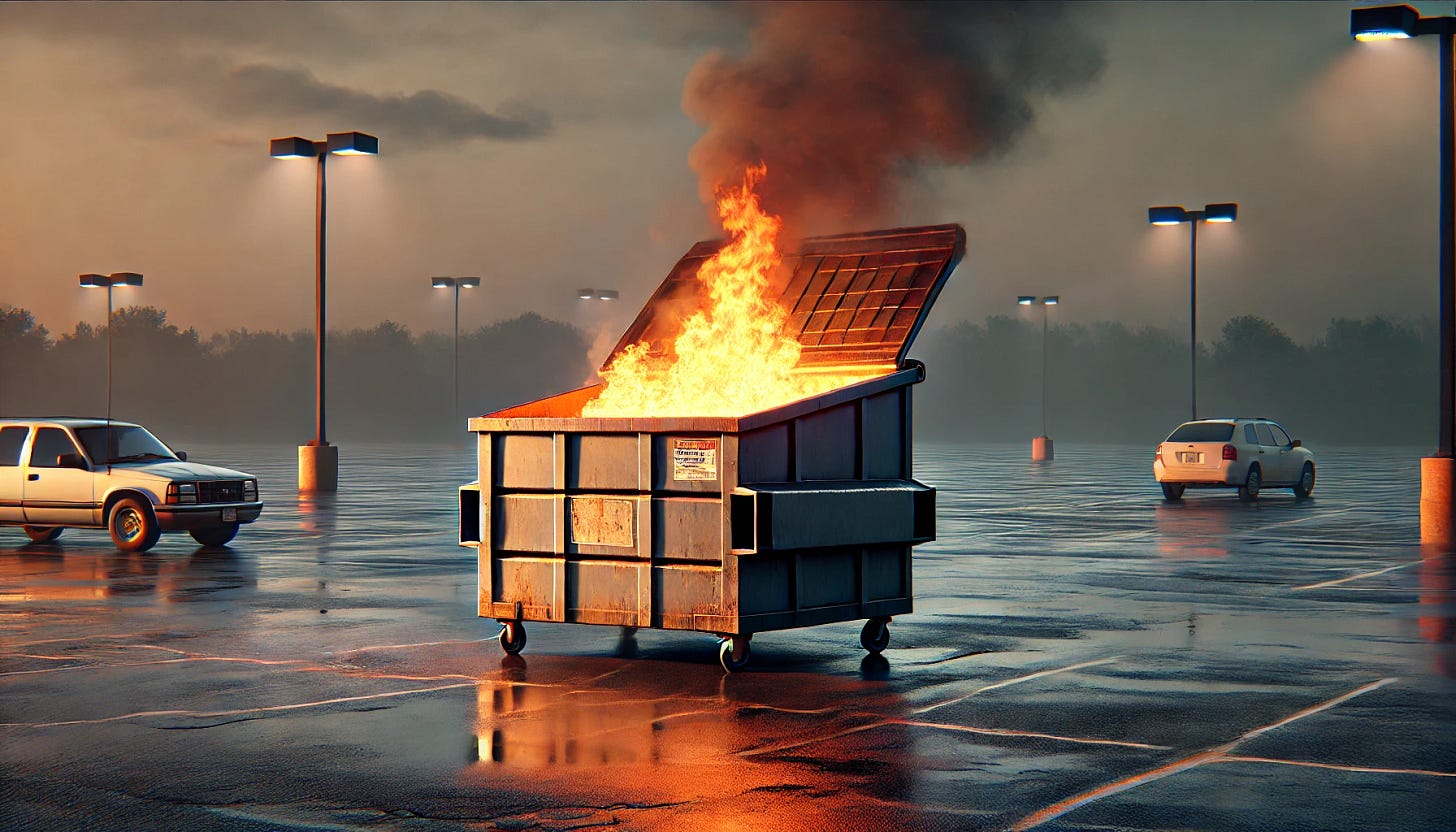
[
  {"xmin": 1149, "ymin": 202, "xmax": 1238, "ymax": 421},
  {"xmin": 1018, "ymin": 295, "xmax": 1059, "ymax": 460},
  {"xmin": 432, "ymin": 276, "xmax": 480, "ymax": 426},
  {"xmin": 270, "ymin": 131, "xmax": 378, "ymax": 493},
  {"xmin": 79, "ymin": 272, "xmax": 141, "ymax": 460},
  {"xmin": 1351, "ymin": 5, "xmax": 1456, "ymax": 542}
]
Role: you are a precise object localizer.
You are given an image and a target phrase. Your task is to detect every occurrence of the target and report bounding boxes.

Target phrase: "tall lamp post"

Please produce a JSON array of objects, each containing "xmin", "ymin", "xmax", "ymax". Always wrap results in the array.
[
  {"xmin": 431, "ymin": 276, "xmax": 480, "ymax": 426},
  {"xmin": 79, "ymin": 272, "xmax": 142, "ymax": 432},
  {"xmin": 1148, "ymin": 202, "xmax": 1238, "ymax": 421},
  {"xmin": 1351, "ymin": 5, "xmax": 1456, "ymax": 542},
  {"xmin": 1017, "ymin": 295, "xmax": 1059, "ymax": 461},
  {"xmin": 270, "ymin": 131, "xmax": 379, "ymax": 493}
]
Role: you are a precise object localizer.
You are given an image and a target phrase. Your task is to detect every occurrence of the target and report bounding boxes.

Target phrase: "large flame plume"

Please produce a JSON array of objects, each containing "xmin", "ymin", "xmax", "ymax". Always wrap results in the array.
[{"xmin": 583, "ymin": 165, "xmax": 879, "ymax": 418}]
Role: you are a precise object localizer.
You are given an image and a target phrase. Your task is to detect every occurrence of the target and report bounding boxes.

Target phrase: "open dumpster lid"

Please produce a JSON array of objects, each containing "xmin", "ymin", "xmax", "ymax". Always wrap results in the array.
[{"xmin": 605, "ymin": 223, "xmax": 966, "ymax": 373}]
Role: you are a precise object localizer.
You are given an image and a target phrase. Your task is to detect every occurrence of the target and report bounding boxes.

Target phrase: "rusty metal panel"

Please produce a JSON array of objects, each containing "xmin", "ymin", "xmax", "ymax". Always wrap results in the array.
[
  {"xmin": 650, "ymin": 434, "xmax": 724, "ymax": 493},
  {"xmin": 652, "ymin": 564, "xmax": 720, "ymax": 630},
  {"xmin": 493, "ymin": 495, "xmax": 558, "ymax": 552},
  {"xmin": 565, "ymin": 560, "xmax": 644, "ymax": 626},
  {"xmin": 731, "ymin": 480, "xmax": 932, "ymax": 552},
  {"xmin": 605, "ymin": 224, "xmax": 964, "ymax": 373},
  {"xmin": 495, "ymin": 434, "xmax": 554, "ymax": 490},
  {"xmin": 738, "ymin": 557, "xmax": 790, "ymax": 615},
  {"xmin": 567, "ymin": 495, "xmax": 636, "ymax": 550},
  {"xmin": 651, "ymin": 497, "xmax": 722, "ymax": 562},
  {"xmin": 493, "ymin": 557, "xmax": 556, "ymax": 620},
  {"xmin": 795, "ymin": 403, "xmax": 857, "ymax": 481},
  {"xmin": 862, "ymin": 388, "xmax": 906, "ymax": 479},
  {"xmin": 567, "ymin": 434, "xmax": 643, "ymax": 491}
]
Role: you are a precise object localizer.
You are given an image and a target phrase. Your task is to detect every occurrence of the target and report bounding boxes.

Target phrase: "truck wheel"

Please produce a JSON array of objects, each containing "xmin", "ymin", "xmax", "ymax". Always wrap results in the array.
[
  {"xmin": 190, "ymin": 524, "xmax": 239, "ymax": 547},
  {"xmin": 860, "ymin": 618, "xmax": 891, "ymax": 654},
  {"xmin": 109, "ymin": 498, "xmax": 160, "ymax": 552},
  {"xmin": 499, "ymin": 620, "xmax": 526, "ymax": 655},
  {"xmin": 1293, "ymin": 463, "xmax": 1315, "ymax": 498},
  {"xmin": 23, "ymin": 526, "xmax": 62, "ymax": 543},
  {"xmin": 719, "ymin": 636, "xmax": 751, "ymax": 672}
]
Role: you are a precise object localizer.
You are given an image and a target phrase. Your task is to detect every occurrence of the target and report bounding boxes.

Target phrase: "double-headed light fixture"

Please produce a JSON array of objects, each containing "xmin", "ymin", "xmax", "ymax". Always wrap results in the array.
[
  {"xmin": 577, "ymin": 288, "xmax": 619, "ymax": 301},
  {"xmin": 79, "ymin": 272, "xmax": 143, "ymax": 431},
  {"xmin": 431, "ymin": 276, "xmax": 481, "ymax": 425},
  {"xmin": 1148, "ymin": 202, "xmax": 1238, "ymax": 421},
  {"xmin": 1351, "ymin": 5, "xmax": 1456, "ymax": 541},
  {"xmin": 269, "ymin": 131, "xmax": 379, "ymax": 492}
]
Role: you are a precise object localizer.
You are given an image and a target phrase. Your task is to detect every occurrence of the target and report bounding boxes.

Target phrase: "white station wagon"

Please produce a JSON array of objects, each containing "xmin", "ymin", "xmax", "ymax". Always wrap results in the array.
[
  {"xmin": 0, "ymin": 418, "xmax": 262, "ymax": 551},
  {"xmin": 1153, "ymin": 418, "xmax": 1316, "ymax": 501}
]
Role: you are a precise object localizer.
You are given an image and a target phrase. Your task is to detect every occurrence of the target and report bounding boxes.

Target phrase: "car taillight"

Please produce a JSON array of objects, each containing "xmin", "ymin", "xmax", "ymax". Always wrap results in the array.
[
  {"xmin": 1154, "ymin": 444, "xmax": 1163, "ymax": 464},
  {"xmin": 166, "ymin": 482, "xmax": 197, "ymax": 505},
  {"xmin": 1222, "ymin": 444, "xmax": 1237, "ymax": 461}
]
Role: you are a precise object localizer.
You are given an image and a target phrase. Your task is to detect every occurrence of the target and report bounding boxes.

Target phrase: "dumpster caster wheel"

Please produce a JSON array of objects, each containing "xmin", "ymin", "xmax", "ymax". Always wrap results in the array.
[
  {"xmin": 499, "ymin": 621, "xmax": 526, "ymax": 655},
  {"xmin": 860, "ymin": 618, "xmax": 890, "ymax": 654},
  {"xmin": 719, "ymin": 636, "xmax": 751, "ymax": 672}
]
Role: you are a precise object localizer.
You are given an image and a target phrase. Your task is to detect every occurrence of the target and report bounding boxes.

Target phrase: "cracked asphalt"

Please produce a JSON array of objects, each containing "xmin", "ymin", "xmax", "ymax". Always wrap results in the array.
[{"xmin": 2, "ymin": 442, "xmax": 1454, "ymax": 830}]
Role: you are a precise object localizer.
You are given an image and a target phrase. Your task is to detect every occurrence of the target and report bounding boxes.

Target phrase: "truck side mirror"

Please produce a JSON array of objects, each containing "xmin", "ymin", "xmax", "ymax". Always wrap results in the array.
[
  {"xmin": 57, "ymin": 452, "xmax": 87, "ymax": 470},
  {"xmin": 175, "ymin": 450, "xmax": 188, "ymax": 462},
  {"xmin": 1291, "ymin": 439, "xmax": 1302, "ymax": 448}
]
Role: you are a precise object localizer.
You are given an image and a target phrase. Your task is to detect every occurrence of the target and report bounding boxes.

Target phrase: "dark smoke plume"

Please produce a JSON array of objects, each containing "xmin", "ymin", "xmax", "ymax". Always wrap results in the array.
[{"xmin": 683, "ymin": 1, "xmax": 1105, "ymax": 231}]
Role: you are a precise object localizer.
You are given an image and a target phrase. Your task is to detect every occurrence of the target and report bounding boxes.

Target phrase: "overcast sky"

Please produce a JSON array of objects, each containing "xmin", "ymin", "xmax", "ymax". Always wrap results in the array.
[{"xmin": 0, "ymin": 1, "xmax": 1445, "ymax": 353}]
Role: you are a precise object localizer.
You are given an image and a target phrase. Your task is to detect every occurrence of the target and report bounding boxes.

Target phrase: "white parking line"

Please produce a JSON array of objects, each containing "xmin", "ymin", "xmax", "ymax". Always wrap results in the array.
[{"xmin": 1292, "ymin": 562, "xmax": 1420, "ymax": 591}]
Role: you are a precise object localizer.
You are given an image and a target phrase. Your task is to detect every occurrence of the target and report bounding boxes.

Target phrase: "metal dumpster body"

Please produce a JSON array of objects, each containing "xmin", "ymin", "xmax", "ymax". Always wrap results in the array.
[{"xmin": 461, "ymin": 224, "xmax": 964, "ymax": 669}]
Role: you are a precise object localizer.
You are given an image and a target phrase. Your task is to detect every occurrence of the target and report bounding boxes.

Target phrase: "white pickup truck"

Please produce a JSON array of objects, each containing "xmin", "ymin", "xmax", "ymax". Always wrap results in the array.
[{"xmin": 0, "ymin": 418, "xmax": 262, "ymax": 551}]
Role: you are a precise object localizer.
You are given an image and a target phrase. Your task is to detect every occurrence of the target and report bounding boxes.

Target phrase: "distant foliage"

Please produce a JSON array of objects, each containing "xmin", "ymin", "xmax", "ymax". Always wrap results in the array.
[
  {"xmin": 0, "ymin": 305, "xmax": 592, "ymax": 444},
  {"xmin": 0, "ymin": 305, "xmax": 1435, "ymax": 446},
  {"xmin": 912, "ymin": 313, "xmax": 1435, "ymax": 446}
]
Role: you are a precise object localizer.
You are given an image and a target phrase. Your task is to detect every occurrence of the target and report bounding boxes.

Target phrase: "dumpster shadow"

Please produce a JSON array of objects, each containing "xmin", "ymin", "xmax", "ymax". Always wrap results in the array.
[{"xmin": 464, "ymin": 653, "xmax": 926, "ymax": 828}]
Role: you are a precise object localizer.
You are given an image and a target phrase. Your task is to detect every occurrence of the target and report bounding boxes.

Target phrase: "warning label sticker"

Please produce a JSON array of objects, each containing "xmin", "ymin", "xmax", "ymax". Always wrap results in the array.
[{"xmin": 672, "ymin": 438, "xmax": 718, "ymax": 481}]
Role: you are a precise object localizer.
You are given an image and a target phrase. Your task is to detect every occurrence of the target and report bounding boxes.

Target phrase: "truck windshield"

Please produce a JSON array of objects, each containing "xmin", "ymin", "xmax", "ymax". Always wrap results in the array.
[
  {"xmin": 75, "ymin": 426, "xmax": 178, "ymax": 464},
  {"xmin": 1166, "ymin": 423, "xmax": 1235, "ymax": 443}
]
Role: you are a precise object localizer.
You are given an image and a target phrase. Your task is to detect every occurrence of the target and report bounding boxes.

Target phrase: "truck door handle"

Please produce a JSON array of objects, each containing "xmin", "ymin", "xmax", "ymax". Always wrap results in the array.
[{"xmin": 27, "ymin": 474, "xmax": 39, "ymax": 481}]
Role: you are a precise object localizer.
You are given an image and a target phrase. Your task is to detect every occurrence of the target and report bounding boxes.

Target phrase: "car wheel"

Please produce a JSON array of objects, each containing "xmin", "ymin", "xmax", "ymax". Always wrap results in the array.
[
  {"xmin": 1293, "ymin": 463, "xmax": 1315, "ymax": 498},
  {"xmin": 1161, "ymin": 483, "xmax": 1185, "ymax": 502},
  {"xmin": 23, "ymin": 526, "xmax": 62, "ymax": 543},
  {"xmin": 1238, "ymin": 465, "xmax": 1262, "ymax": 501},
  {"xmin": 109, "ymin": 497, "xmax": 161, "ymax": 552},
  {"xmin": 190, "ymin": 523, "xmax": 239, "ymax": 548}
]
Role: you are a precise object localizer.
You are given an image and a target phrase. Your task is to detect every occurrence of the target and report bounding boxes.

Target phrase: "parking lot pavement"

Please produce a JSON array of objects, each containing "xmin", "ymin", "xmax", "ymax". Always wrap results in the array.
[{"xmin": 2, "ymin": 442, "xmax": 1454, "ymax": 830}]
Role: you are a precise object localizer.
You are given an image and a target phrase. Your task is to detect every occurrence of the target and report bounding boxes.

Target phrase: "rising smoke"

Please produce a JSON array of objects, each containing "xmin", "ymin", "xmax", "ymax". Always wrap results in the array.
[{"xmin": 683, "ymin": 1, "xmax": 1105, "ymax": 232}]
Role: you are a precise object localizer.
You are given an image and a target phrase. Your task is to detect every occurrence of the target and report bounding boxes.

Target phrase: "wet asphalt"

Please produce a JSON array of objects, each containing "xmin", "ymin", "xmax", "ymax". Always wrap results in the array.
[{"xmin": 2, "ymin": 442, "xmax": 1453, "ymax": 831}]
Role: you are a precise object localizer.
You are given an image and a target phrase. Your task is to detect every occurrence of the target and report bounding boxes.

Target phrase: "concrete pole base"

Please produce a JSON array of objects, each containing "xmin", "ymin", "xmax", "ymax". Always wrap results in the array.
[
  {"xmin": 1421, "ymin": 457, "xmax": 1456, "ymax": 545},
  {"xmin": 1032, "ymin": 436, "xmax": 1054, "ymax": 461},
  {"xmin": 299, "ymin": 443, "xmax": 339, "ymax": 493}
]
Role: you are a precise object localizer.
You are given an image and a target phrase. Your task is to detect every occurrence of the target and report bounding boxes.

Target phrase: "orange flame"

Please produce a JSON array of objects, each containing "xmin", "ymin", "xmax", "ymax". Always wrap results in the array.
[{"xmin": 583, "ymin": 165, "xmax": 879, "ymax": 418}]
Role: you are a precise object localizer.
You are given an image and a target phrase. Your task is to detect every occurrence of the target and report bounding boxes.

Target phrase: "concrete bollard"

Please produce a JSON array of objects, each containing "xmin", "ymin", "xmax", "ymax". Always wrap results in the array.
[
  {"xmin": 299, "ymin": 443, "xmax": 339, "ymax": 492},
  {"xmin": 1032, "ymin": 436, "xmax": 1054, "ymax": 461}
]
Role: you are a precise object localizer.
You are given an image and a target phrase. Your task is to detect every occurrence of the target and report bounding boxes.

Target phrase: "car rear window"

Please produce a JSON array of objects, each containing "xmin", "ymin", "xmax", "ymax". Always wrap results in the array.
[
  {"xmin": 1167, "ymin": 423, "xmax": 1234, "ymax": 442},
  {"xmin": 0, "ymin": 427, "xmax": 26, "ymax": 466}
]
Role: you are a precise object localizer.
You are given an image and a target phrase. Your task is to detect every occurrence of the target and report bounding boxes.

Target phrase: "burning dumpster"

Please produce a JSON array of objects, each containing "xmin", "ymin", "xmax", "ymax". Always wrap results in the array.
[{"xmin": 460, "ymin": 215, "xmax": 963, "ymax": 671}]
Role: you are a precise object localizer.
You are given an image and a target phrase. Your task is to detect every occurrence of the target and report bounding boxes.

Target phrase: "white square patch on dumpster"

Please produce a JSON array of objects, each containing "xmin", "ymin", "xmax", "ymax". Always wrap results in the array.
[{"xmin": 672, "ymin": 439, "xmax": 718, "ymax": 481}]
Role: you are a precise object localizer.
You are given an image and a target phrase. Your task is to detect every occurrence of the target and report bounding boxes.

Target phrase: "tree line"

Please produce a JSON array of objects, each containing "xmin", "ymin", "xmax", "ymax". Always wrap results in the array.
[
  {"xmin": 0, "ymin": 303, "xmax": 1436, "ymax": 447},
  {"xmin": 912, "ymin": 313, "xmax": 1435, "ymax": 446}
]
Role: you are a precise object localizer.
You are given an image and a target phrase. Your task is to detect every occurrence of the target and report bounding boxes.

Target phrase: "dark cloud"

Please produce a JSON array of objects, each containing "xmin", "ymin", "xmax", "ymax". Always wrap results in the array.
[
  {"xmin": 683, "ymin": 1, "xmax": 1106, "ymax": 231},
  {"xmin": 222, "ymin": 63, "xmax": 549, "ymax": 145}
]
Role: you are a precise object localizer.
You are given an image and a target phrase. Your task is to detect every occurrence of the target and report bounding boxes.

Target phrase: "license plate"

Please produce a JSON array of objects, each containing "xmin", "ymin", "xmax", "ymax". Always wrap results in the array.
[
  {"xmin": 1178, "ymin": 452, "xmax": 1203, "ymax": 463},
  {"xmin": 221, "ymin": 507, "xmax": 238, "ymax": 522}
]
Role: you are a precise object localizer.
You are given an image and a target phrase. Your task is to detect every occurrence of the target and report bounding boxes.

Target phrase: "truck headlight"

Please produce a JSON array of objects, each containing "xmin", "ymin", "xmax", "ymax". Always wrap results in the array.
[
  {"xmin": 243, "ymin": 479, "xmax": 258, "ymax": 501},
  {"xmin": 166, "ymin": 482, "xmax": 197, "ymax": 505}
]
